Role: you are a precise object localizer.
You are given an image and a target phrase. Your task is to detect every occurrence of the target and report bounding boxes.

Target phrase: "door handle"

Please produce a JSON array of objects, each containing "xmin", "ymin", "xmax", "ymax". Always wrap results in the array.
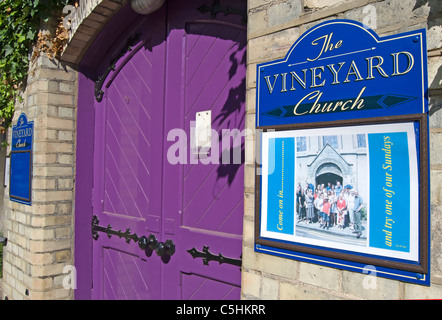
[
  {"xmin": 138, "ymin": 234, "xmax": 158, "ymax": 251},
  {"xmin": 155, "ymin": 239, "xmax": 175, "ymax": 257},
  {"xmin": 92, "ymin": 215, "xmax": 174, "ymax": 260}
]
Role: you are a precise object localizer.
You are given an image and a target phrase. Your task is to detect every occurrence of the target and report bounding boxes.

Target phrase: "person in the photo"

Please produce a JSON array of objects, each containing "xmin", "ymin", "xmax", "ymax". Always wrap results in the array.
[
  {"xmin": 315, "ymin": 191, "xmax": 324, "ymax": 226},
  {"xmin": 305, "ymin": 188, "xmax": 315, "ymax": 224},
  {"xmin": 321, "ymin": 196, "xmax": 331, "ymax": 230},
  {"xmin": 329, "ymin": 190, "xmax": 337, "ymax": 227},
  {"xmin": 352, "ymin": 190, "xmax": 364, "ymax": 238},
  {"xmin": 335, "ymin": 181, "xmax": 342, "ymax": 197},
  {"xmin": 336, "ymin": 193, "xmax": 347, "ymax": 229},
  {"xmin": 296, "ymin": 184, "xmax": 303, "ymax": 221},
  {"xmin": 347, "ymin": 189, "xmax": 355, "ymax": 230}
]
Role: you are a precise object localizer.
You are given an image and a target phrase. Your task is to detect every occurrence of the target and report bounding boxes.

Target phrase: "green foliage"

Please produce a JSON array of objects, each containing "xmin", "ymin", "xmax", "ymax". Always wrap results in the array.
[{"xmin": 0, "ymin": 0, "xmax": 69, "ymax": 129}]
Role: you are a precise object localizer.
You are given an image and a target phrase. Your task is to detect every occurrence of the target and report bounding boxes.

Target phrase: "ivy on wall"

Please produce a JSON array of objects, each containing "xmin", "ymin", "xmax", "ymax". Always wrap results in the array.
[{"xmin": 0, "ymin": 0, "xmax": 72, "ymax": 131}]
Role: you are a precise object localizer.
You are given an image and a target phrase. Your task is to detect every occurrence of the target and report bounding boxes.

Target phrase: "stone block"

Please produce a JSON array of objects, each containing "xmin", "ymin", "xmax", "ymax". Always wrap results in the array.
[
  {"xmin": 341, "ymin": 269, "xmax": 401, "ymax": 299},
  {"xmin": 242, "ymin": 217, "xmax": 255, "ymax": 247},
  {"xmin": 299, "ymin": 262, "xmax": 341, "ymax": 291},
  {"xmin": 58, "ymin": 129, "xmax": 74, "ymax": 141},
  {"xmin": 246, "ymin": 88, "xmax": 256, "ymax": 114},
  {"xmin": 261, "ymin": 276, "xmax": 279, "ymax": 299},
  {"xmin": 244, "ymin": 191, "xmax": 255, "ymax": 220},
  {"xmin": 34, "ymin": 141, "xmax": 73, "ymax": 153},
  {"xmin": 404, "ymin": 282, "xmax": 442, "ymax": 299},
  {"xmin": 248, "ymin": 28, "xmax": 300, "ymax": 64},
  {"xmin": 31, "ymin": 215, "xmax": 72, "ymax": 228},
  {"xmin": 33, "ymin": 178, "xmax": 57, "ymax": 190},
  {"xmin": 242, "ymin": 270, "xmax": 262, "ymax": 298},
  {"xmin": 46, "ymin": 117, "xmax": 75, "ymax": 130},
  {"xmin": 430, "ymin": 170, "xmax": 442, "ymax": 204},
  {"xmin": 243, "ymin": 246, "xmax": 299, "ymax": 280},
  {"xmin": 244, "ymin": 164, "xmax": 255, "ymax": 193},
  {"xmin": 28, "ymin": 238, "xmax": 71, "ymax": 253},
  {"xmin": 305, "ymin": 0, "xmax": 344, "ymax": 9},
  {"xmin": 33, "ymin": 190, "xmax": 73, "ymax": 202},
  {"xmin": 248, "ymin": 0, "xmax": 272, "ymax": 11},
  {"xmin": 280, "ymin": 281, "xmax": 345, "ymax": 300},
  {"xmin": 23, "ymin": 274, "xmax": 53, "ymax": 291},
  {"xmin": 429, "ymin": 56, "xmax": 442, "ymax": 90},
  {"xmin": 35, "ymin": 67, "xmax": 76, "ymax": 82},
  {"xmin": 55, "ymin": 249, "xmax": 71, "ymax": 262},
  {"xmin": 247, "ymin": 9, "xmax": 267, "ymax": 37},
  {"xmin": 25, "ymin": 252, "xmax": 54, "ymax": 265},
  {"xmin": 57, "ymin": 154, "xmax": 75, "ymax": 166},
  {"xmin": 27, "ymin": 227, "xmax": 55, "ymax": 241},
  {"xmin": 268, "ymin": 1, "xmax": 303, "ymax": 27},
  {"xmin": 30, "ymin": 263, "xmax": 66, "ymax": 278}
]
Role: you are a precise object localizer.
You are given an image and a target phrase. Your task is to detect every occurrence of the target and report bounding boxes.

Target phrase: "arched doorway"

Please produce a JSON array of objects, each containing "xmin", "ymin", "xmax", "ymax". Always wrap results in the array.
[
  {"xmin": 315, "ymin": 163, "xmax": 343, "ymax": 188},
  {"xmin": 316, "ymin": 172, "xmax": 343, "ymax": 188},
  {"xmin": 75, "ymin": 0, "xmax": 246, "ymax": 300}
]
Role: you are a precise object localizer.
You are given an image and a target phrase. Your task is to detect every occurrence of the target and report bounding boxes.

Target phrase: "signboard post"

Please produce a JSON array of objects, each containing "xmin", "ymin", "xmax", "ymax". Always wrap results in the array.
[
  {"xmin": 10, "ymin": 113, "xmax": 33, "ymax": 205},
  {"xmin": 255, "ymin": 20, "xmax": 430, "ymax": 285}
]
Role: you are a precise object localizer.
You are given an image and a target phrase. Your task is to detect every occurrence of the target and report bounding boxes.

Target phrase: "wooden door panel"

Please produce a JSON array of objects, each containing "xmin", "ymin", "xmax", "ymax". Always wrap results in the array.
[
  {"xmin": 103, "ymin": 247, "xmax": 157, "ymax": 300},
  {"xmin": 181, "ymin": 273, "xmax": 240, "ymax": 300},
  {"xmin": 92, "ymin": 5, "xmax": 167, "ymax": 300},
  {"xmin": 91, "ymin": 0, "xmax": 246, "ymax": 300}
]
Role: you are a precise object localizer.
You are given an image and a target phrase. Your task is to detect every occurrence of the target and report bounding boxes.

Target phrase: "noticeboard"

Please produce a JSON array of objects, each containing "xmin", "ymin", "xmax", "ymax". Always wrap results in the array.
[
  {"xmin": 255, "ymin": 20, "xmax": 430, "ymax": 285},
  {"xmin": 10, "ymin": 113, "xmax": 33, "ymax": 205}
]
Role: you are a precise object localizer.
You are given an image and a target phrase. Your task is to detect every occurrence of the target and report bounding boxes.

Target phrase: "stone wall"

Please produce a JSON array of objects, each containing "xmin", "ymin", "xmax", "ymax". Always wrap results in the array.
[{"xmin": 242, "ymin": 0, "xmax": 442, "ymax": 299}]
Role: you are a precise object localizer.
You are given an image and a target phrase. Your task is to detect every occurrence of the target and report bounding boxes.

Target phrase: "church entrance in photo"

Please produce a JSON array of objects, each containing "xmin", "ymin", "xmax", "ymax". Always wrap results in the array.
[
  {"xmin": 316, "ymin": 172, "xmax": 343, "ymax": 188},
  {"xmin": 315, "ymin": 163, "xmax": 343, "ymax": 188}
]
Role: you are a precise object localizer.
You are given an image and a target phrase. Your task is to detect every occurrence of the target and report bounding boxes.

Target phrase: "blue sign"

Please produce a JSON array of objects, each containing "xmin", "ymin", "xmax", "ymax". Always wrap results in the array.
[
  {"xmin": 255, "ymin": 20, "xmax": 430, "ymax": 286},
  {"xmin": 368, "ymin": 132, "xmax": 411, "ymax": 252},
  {"xmin": 10, "ymin": 113, "xmax": 33, "ymax": 205},
  {"xmin": 266, "ymin": 137, "xmax": 295, "ymax": 235},
  {"xmin": 256, "ymin": 20, "xmax": 428, "ymax": 127}
]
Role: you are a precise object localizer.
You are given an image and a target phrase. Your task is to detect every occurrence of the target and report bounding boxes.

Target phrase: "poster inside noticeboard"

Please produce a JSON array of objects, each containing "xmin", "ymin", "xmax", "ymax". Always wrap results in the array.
[{"xmin": 255, "ymin": 115, "xmax": 429, "ymax": 285}]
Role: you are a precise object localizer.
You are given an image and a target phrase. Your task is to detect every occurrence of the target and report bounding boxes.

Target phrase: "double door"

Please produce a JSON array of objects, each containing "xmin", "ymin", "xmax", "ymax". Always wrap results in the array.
[{"xmin": 90, "ymin": 0, "xmax": 246, "ymax": 299}]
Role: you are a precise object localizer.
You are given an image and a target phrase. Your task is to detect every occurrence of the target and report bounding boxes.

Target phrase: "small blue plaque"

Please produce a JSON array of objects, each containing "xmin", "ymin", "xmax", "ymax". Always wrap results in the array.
[{"xmin": 10, "ymin": 113, "xmax": 33, "ymax": 205}]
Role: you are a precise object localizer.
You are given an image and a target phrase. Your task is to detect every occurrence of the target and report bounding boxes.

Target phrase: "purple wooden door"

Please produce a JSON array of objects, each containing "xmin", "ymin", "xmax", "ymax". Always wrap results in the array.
[{"xmin": 90, "ymin": 0, "xmax": 246, "ymax": 300}]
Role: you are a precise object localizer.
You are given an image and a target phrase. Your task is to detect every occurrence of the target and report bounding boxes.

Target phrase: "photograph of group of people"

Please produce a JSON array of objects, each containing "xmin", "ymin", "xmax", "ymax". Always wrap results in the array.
[
  {"xmin": 296, "ymin": 181, "xmax": 365, "ymax": 239},
  {"xmin": 259, "ymin": 123, "xmax": 420, "ymax": 263}
]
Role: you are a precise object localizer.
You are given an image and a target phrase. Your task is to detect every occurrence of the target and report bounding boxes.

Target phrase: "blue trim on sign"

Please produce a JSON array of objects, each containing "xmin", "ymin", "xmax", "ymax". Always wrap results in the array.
[{"xmin": 255, "ymin": 243, "xmax": 430, "ymax": 286}]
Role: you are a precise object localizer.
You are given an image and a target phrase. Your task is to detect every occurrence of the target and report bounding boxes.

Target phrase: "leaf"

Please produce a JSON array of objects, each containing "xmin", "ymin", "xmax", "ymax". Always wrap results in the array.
[
  {"xmin": 26, "ymin": 30, "xmax": 35, "ymax": 40},
  {"xmin": 4, "ymin": 45, "xmax": 13, "ymax": 56}
]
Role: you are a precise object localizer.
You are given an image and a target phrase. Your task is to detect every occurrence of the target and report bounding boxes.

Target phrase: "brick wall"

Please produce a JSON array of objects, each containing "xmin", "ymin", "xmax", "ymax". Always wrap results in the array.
[
  {"xmin": 242, "ymin": 0, "xmax": 442, "ymax": 299},
  {"xmin": 1, "ymin": 55, "xmax": 77, "ymax": 300}
]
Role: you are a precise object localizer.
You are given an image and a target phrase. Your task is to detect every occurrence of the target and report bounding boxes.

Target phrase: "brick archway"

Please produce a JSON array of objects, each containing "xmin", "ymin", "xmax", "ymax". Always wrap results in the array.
[{"xmin": 61, "ymin": 0, "xmax": 167, "ymax": 65}]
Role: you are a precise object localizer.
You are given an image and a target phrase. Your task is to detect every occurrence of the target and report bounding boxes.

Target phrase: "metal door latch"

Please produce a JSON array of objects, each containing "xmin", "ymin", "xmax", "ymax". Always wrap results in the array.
[
  {"xmin": 187, "ymin": 246, "xmax": 241, "ymax": 267},
  {"xmin": 92, "ymin": 215, "xmax": 175, "ymax": 259},
  {"xmin": 91, "ymin": 215, "xmax": 139, "ymax": 244}
]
